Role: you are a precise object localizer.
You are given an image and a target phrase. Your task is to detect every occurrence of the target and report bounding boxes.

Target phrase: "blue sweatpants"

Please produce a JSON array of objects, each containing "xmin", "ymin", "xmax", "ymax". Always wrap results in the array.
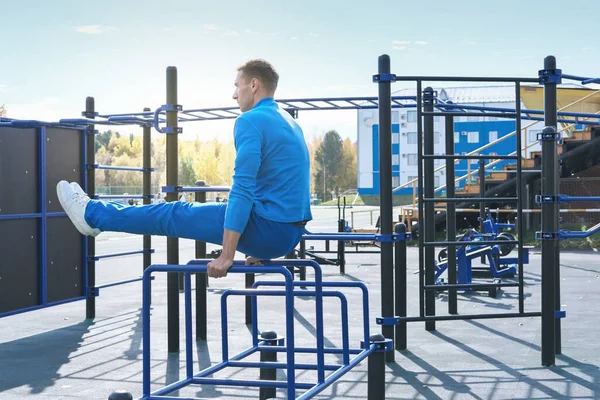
[{"xmin": 84, "ymin": 201, "xmax": 305, "ymax": 260}]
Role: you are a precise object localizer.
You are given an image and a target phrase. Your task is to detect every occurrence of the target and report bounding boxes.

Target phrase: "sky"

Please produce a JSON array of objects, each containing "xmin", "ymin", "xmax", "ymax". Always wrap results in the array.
[{"xmin": 2, "ymin": 0, "xmax": 600, "ymax": 142}]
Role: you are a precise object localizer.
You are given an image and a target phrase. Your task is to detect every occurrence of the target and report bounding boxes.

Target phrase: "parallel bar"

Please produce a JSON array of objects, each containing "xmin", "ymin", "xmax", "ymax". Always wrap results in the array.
[
  {"xmin": 94, "ymin": 165, "xmax": 148, "ymax": 172},
  {"xmin": 191, "ymin": 377, "xmax": 313, "ymax": 390},
  {"xmin": 227, "ymin": 361, "xmax": 340, "ymax": 371},
  {"xmin": 256, "ymin": 345, "xmax": 363, "ymax": 355},
  {"xmin": 178, "ymin": 186, "xmax": 231, "ymax": 192}
]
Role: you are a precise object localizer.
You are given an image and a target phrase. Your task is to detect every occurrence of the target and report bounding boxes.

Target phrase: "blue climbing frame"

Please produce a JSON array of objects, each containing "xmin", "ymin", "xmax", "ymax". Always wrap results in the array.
[{"xmin": 140, "ymin": 260, "xmax": 391, "ymax": 400}]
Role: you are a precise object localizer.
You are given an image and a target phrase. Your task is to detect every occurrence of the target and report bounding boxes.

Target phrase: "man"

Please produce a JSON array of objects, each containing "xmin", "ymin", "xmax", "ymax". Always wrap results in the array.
[{"xmin": 57, "ymin": 59, "xmax": 312, "ymax": 278}]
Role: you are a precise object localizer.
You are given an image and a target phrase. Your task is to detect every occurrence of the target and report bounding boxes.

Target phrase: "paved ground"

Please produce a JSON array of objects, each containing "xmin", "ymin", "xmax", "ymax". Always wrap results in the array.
[{"xmin": 0, "ymin": 206, "xmax": 599, "ymax": 399}]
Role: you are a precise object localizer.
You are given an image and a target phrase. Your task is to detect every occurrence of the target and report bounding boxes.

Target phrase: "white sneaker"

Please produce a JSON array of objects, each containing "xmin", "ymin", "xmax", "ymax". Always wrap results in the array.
[
  {"xmin": 70, "ymin": 182, "xmax": 87, "ymax": 198},
  {"xmin": 56, "ymin": 180, "xmax": 101, "ymax": 237}
]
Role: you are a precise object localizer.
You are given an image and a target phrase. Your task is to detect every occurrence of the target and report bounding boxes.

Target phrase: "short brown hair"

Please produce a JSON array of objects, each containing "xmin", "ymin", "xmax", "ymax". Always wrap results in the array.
[{"xmin": 237, "ymin": 59, "xmax": 279, "ymax": 93}]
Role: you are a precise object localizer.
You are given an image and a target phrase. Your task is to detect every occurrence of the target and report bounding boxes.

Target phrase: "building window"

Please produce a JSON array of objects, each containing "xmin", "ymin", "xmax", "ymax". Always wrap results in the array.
[
  {"xmin": 454, "ymin": 131, "xmax": 460, "ymax": 143},
  {"xmin": 407, "ymin": 110, "xmax": 417, "ymax": 123},
  {"xmin": 392, "ymin": 176, "xmax": 400, "ymax": 187},
  {"xmin": 434, "ymin": 175, "xmax": 440, "ymax": 187},
  {"xmin": 392, "ymin": 111, "xmax": 400, "ymax": 123},
  {"xmin": 434, "ymin": 132, "xmax": 440, "ymax": 144},
  {"xmin": 529, "ymin": 129, "xmax": 542, "ymax": 142},
  {"xmin": 407, "ymin": 132, "xmax": 418, "ymax": 144},
  {"xmin": 407, "ymin": 154, "xmax": 418, "ymax": 165},
  {"xmin": 392, "ymin": 154, "xmax": 399, "ymax": 165},
  {"xmin": 489, "ymin": 131, "xmax": 498, "ymax": 143},
  {"xmin": 392, "ymin": 132, "xmax": 399, "ymax": 144},
  {"xmin": 407, "ymin": 176, "xmax": 418, "ymax": 185},
  {"xmin": 467, "ymin": 131, "xmax": 479, "ymax": 143}
]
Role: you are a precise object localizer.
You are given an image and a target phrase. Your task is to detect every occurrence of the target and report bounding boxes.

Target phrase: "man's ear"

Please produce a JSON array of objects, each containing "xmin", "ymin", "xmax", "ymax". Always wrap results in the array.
[{"xmin": 251, "ymin": 78, "xmax": 259, "ymax": 92}]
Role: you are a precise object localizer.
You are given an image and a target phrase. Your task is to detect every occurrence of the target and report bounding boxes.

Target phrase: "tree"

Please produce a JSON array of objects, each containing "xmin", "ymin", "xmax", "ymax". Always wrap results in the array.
[
  {"xmin": 0, "ymin": 105, "xmax": 6, "ymax": 117},
  {"xmin": 314, "ymin": 130, "xmax": 343, "ymax": 201},
  {"xmin": 337, "ymin": 138, "xmax": 358, "ymax": 193}
]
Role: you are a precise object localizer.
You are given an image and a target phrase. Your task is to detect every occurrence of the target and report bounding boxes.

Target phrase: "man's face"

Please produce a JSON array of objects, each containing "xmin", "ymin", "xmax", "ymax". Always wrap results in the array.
[{"xmin": 233, "ymin": 71, "xmax": 254, "ymax": 112}]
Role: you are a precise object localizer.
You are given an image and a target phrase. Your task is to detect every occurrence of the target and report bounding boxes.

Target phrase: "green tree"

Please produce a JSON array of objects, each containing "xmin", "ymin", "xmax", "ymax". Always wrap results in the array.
[
  {"xmin": 179, "ymin": 156, "xmax": 196, "ymax": 186},
  {"xmin": 314, "ymin": 130, "xmax": 343, "ymax": 201}
]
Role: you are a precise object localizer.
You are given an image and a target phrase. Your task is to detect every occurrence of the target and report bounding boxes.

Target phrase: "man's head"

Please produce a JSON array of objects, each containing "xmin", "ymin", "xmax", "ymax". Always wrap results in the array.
[{"xmin": 233, "ymin": 59, "xmax": 279, "ymax": 112}]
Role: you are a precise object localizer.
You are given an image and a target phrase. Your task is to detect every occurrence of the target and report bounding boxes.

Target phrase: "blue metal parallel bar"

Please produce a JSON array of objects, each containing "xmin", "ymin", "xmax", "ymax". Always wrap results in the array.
[
  {"xmin": 226, "ymin": 361, "xmax": 341, "ymax": 371},
  {"xmin": 190, "ymin": 378, "xmax": 314, "ymax": 390},
  {"xmin": 254, "ymin": 280, "xmax": 370, "ymax": 352},
  {"xmin": 94, "ymin": 164, "xmax": 153, "ymax": 172},
  {"xmin": 302, "ymin": 232, "xmax": 409, "ymax": 241},
  {"xmin": 436, "ymin": 102, "xmax": 600, "ymax": 120},
  {"xmin": 0, "ymin": 296, "xmax": 87, "ymax": 319},
  {"xmin": 147, "ymin": 378, "xmax": 193, "ymax": 397},
  {"xmin": 391, "ymin": 75, "xmax": 540, "ymax": 83},
  {"xmin": 241, "ymin": 289, "xmax": 350, "ymax": 365},
  {"xmin": 256, "ymin": 345, "xmax": 364, "ymax": 355},
  {"xmin": 59, "ymin": 118, "xmax": 121, "ymax": 126},
  {"xmin": 92, "ymin": 249, "xmax": 154, "ymax": 260},
  {"xmin": 106, "ymin": 115, "xmax": 153, "ymax": 126},
  {"xmin": 143, "ymin": 263, "xmax": 297, "ymax": 398},
  {"xmin": 39, "ymin": 126, "xmax": 48, "ymax": 305}
]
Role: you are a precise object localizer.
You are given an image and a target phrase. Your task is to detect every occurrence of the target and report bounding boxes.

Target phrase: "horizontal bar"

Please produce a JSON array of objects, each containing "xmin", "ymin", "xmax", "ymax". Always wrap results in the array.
[
  {"xmin": 106, "ymin": 115, "xmax": 153, "ymax": 125},
  {"xmin": 423, "ymin": 240, "xmax": 519, "ymax": 246},
  {"xmin": 95, "ymin": 165, "xmax": 150, "ymax": 172},
  {"xmin": 560, "ymin": 195, "xmax": 600, "ymax": 202},
  {"xmin": 0, "ymin": 212, "xmax": 71, "ymax": 220},
  {"xmin": 424, "ymin": 282, "xmax": 520, "ymax": 291},
  {"xmin": 422, "ymin": 111, "xmax": 518, "ymax": 118},
  {"xmin": 59, "ymin": 118, "xmax": 118, "ymax": 126},
  {"xmin": 93, "ymin": 249, "xmax": 154, "ymax": 260},
  {"xmin": 0, "ymin": 296, "xmax": 87, "ymax": 319},
  {"xmin": 191, "ymin": 377, "xmax": 314, "ymax": 390},
  {"xmin": 226, "ymin": 361, "xmax": 340, "ymax": 371},
  {"xmin": 304, "ymin": 233, "xmax": 377, "ymax": 241},
  {"xmin": 398, "ymin": 311, "xmax": 541, "ymax": 322},
  {"xmin": 392, "ymin": 75, "xmax": 539, "ymax": 83},
  {"xmin": 96, "ymin": 277, "xmax": 144, "ymax": 290},
  {"xmin": 562, "ymin": 74, "xmax": 600, "ymax": 84},
  {"xmin": 437, "ymin": 102, "xmax": 600, "ymax": 120},
  {"xmin": 148, "ymin": 377, "xmax": 193, "ymax": 397},
  {"xmin": 256, "ymin": 345, "xmax": 363, "ymax": 355},
  {"xmin": 421, "ymin": 197, "xmax": 519, "ymax": 203},
  {"xmin": 421, "ymin": 154, "xmax": 518, "ymax": 160}
]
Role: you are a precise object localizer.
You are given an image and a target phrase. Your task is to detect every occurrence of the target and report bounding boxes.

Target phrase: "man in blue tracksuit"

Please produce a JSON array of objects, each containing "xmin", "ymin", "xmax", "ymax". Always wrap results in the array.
[{"xmin": 57, "ymin": 59, "xmax": 312, "ymax": 278}]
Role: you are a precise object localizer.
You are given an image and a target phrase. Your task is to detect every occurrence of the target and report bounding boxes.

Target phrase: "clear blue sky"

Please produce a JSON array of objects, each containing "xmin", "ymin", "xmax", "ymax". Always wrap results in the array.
[{"xmin": 1, "ymin": 0, "xmax": 599, "ymax": 141}]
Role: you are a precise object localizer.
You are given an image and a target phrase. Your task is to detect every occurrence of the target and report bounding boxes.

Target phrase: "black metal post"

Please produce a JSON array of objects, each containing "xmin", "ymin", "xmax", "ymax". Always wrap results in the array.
[
  {"xmin": 377, "ymin": 54, "xmax": 395, "ymax": 362},
  {"xmin": 515, "ymin": 82, "xmax": 526, "ymax": 315},
  {"xmin": 259, "ymin": 331, "xmax": 278, "ymax": 400},
  {"xmin": 245, "ymin": 272, "xmax": 255, "ymax": 325},
  {"xmin": 394, "ymin": 223, "xmax": 407, "ymax": 350},
  {"xmin": 445, "ymin": 113, "xmax": 458, "ymax": 315},
  {"xmin": 338, "ymin": 215, "xmax": 346, "ymax": 275},
  {"xmin": 195, "ymin": 180, "xmax": 208, "ymax": 341},
  {"xmin": 85, "ymin": 97, "xmax": 96, "ymax": 320},
  {"xmin": 143, "ymin": 107, "xmax": 152, "ymax": 271},
  {"xmin": 367, "ymin": 334, "xmax": 386, "ymax": 400},
  {"xmin": 166, "ymin": 66, "xmax": 180, "ymax": 353},
  {"xmin": 423, "ymin": 87, "xmax": 436, "ymax": 331},
  {"xmin": 541, "ymin": 55, "xmax": 559, "ymax": 366},
  {"xmin": 479, "ymin": 159, "xmax": 486, "ymax": 264}
]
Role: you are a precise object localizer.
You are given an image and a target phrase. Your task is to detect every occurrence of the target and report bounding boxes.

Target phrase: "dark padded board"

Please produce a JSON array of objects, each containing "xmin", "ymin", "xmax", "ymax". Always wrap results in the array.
[
  {"xmin": 0, "ymin": 219, "xmax": 40, "ymax": 313},
  {"xmin": 0, "ymin": 127, "xmax": 39, "ymax": 215},
  {"xmin": 46, "ymin": 217, "xmax": 84, "ymax": 303},
  {"xmin": 45, "ymin": 127, "xmax": 83, "ymax": 213}
]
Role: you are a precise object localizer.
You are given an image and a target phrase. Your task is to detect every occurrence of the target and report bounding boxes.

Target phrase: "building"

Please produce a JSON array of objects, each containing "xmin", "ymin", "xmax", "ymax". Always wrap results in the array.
[{"xmin": 357, "ymin": 85, "xmax": 590, "ymax": 197}]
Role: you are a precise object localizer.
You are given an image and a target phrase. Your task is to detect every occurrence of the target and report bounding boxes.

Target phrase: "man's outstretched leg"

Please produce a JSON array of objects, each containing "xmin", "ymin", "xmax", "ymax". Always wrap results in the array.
[{"xmin": 56, "ymin": 180, "xmax": 226, "ymax": 244}]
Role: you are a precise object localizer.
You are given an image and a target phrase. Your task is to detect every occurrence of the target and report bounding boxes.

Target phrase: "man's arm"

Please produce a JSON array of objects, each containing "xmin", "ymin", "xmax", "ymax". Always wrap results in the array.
[{"xmin": 207, "ymin": 117, "xmax": 262, "ymax": 278}]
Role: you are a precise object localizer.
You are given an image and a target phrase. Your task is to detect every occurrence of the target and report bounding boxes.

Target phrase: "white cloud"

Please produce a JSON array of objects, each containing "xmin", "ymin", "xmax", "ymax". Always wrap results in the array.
[
  {"xmin": 245, "ymin": 29, "xmax": 260, "ymax": 35},
  {"xmin": 309, "ymin": 32, "xmax": 319, "ymax": 37},
  {"xmin": 392, "ymin": 46, "xmax": 406, "ymax": 51},
  {"xmin": 392, "ymin": 40, "xmax": 410, "ymax": 45},
  {"xmin": 4, "ymin": 97, "xmax": 64, "ymax": 120},
  {"xmin": 76, "ymin": 25, "xmax": 116, "ymax": 34},
  {"xmin": 0, "ymin": 84, "xmax": 7, "ymax": 93},
  {"xmin": 203, "ymin": 24, "xmax": 219, "ymax": 31},
  {"xmin": 415, "ymin": 41, "xmax": 428, "ymax": 45},
  {"xmin": 290, "ymin": 36, "xmax": 298, "ymax": 41},
  {"xmin": 223, "ymin": 29, "xmax": 239, "ymax": 37}
]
